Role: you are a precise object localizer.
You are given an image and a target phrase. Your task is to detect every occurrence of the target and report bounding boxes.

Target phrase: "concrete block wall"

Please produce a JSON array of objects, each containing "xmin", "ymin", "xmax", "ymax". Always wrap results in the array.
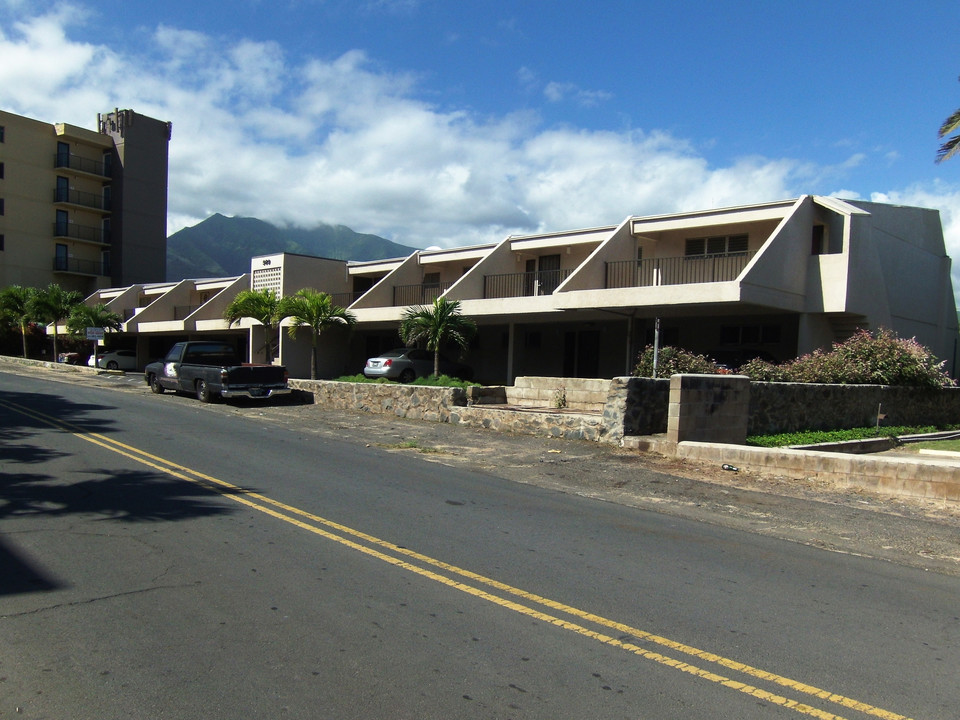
[
  {"xmin": 666, "ymin": 374, "xmax": 750, "ymax": 445},
  {"xmin": 505, "ymin": 376, "xmax": 610, "ymax": 410}
]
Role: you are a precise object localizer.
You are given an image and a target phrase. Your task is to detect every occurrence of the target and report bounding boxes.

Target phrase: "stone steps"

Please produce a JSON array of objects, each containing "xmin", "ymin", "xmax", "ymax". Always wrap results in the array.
[{"xmin": 504, "ymin": 376, "xmax": 609, "ymax": 411}]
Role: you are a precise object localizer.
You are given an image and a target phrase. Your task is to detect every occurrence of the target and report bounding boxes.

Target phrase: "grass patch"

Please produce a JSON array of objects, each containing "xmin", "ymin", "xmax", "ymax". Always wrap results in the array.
[
  {"xmin": 746, "ymin": 424, "xmax": 960, "ymax": 448},
  {"xmin": 334, "ymin": 373, "xmax": 479, "ymax": 389},
  {"xmin": 382, "ymin": 439, "xmax": 443, "ymax": 454},
  {"xmin": 907, "ymin": 436, "xmax": 960, "ymax": 452}
]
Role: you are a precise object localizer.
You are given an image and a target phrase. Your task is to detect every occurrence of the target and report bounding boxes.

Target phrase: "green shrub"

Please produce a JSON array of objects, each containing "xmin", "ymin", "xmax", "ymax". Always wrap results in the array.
[
  {"xmin": 737, "ymin": 329, "xmax": 954, "ymax": 388},
  {"xmin": 633, "ymin": 345, "xmax": 718, "ymax": 377},
  {"xmin": 333, "ymin": 373, "xmax": 478, "ymax": 388}
]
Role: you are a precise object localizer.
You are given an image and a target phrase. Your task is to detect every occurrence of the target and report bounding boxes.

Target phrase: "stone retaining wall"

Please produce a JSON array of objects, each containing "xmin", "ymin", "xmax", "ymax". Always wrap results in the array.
[
  {"xmin": 290, "ymin": 379, "xmax": 468, "ymax": 424},
  {"xmin": 600, "ymin": 377, "xmax": 669, "ymax": 444},
  {"xmin": 747, "ymin": 383, "xmax": 960, "ymax": 435},
  {"xmin": 292, "ymin": 375, "xmax": 960, "ymax": 445},
  {"xmin": 289, "ymin": 379, "xmax": 608, "ymax": 441}
]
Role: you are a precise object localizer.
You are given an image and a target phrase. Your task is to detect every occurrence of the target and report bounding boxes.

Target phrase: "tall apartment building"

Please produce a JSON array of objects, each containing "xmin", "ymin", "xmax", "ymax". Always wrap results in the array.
[{"xmin": 0, "ymin": 108, "xmax": 171, "ymax": 295}]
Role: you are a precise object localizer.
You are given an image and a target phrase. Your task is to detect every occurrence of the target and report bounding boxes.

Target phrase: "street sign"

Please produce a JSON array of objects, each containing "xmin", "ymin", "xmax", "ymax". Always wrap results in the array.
[{"xmin": 86, "ymin": 327, "xmax": 105, "ymax": 341}]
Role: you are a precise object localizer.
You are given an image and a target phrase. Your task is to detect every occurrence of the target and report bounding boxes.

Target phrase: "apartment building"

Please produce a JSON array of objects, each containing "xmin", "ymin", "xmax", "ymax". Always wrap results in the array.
[
  {"xmin": 85, "ymin": 196, "xmax": 960, "ymax": 383},
  {"xmin": 0, "ymin": 108, "xmax": 171, "ymax": 295}
]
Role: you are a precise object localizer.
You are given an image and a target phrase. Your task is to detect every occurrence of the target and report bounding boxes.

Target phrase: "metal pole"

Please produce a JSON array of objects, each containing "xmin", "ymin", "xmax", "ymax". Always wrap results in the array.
[{"xmin": 652, "ymin": 317, "xmax": 660, "ymax": 378}]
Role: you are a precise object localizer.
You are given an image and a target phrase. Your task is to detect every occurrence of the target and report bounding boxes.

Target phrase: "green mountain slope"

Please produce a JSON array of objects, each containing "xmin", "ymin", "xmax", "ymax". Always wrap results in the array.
[{"xmin": 167, "ymin": 214, "xmax": 419, "ymax": 281}]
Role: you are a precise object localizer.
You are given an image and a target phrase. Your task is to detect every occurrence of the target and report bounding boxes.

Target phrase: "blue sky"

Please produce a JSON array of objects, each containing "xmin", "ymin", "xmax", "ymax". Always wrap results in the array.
[{"xmin": 3, "ymin": 0, "xmax": 960, "ymax": 268}]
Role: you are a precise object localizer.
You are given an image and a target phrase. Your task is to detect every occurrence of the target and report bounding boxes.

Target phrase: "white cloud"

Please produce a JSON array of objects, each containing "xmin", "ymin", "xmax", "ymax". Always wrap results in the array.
[
  {"xmin": 543, "ymin": 81, "xmax": 613, "ymax": 108},
  {"xmin": 2, "ymin": 1, "xmax": 960, "ymax": 313}
]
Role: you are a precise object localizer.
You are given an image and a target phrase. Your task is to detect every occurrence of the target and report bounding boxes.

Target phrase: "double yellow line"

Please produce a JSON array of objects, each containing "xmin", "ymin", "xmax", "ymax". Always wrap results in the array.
[{"xmin": 2, "ymin": 398, "xmax": 914, "ymax": 720}]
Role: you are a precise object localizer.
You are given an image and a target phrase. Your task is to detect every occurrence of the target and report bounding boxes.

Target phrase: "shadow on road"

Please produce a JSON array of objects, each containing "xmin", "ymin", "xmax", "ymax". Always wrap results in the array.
[{"xmin": 0, "ymin": 388, "xmax": 251, "ymax": 597}]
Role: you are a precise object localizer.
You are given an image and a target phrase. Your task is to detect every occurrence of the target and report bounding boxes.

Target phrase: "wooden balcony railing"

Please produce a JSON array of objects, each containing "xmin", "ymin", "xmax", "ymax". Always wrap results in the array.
[
  {"xmin": 331, "ymin": 292, "xmax": 362, "ymax": 308},
  {"xmin": 393, "ymin": 282, "xmax": 453, "ymax": 306},
  {"xmin": 483, "ymin": 269, "xmax": 571, "ymax": 299},
  {"xmin": 605, "ymin": 252, "xmax": 755, "ymax": 289}
]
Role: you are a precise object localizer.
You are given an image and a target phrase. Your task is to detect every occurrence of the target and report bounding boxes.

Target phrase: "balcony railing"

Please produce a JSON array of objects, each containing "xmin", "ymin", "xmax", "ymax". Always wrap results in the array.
[
  {"xmin": 605, "ymin": 252, "xmax": 755, "ymax": 289},
  {"xmin": 55, "ymin": 153, "xmax": 110, "ymax": 178},
  {"xmin": 53, "ymin": 256, "xmax": 109, "ymax": 276},
  {"xmin": 330, "ymin": 292, "xmax": 362, "ymax": 308},
  {"xmin": 484, "ymin": 269, "xmax": 571, "ymax": 299},
  {"xmin": 54, "ymin": 187, "xmax": 110, "ymax": 211},
  {"xmin": 53, "ymin": 222, "xmax": 110, "ymax": 245},
  {"xmin": 393, "ymin": 281, "xmax": 453, "ymax": 306}
]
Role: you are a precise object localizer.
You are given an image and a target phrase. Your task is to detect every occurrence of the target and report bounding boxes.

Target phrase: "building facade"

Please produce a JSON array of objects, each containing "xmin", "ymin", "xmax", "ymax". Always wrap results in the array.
[
  {"xmin": 84, "ymin": 196, "xmax": 960, "ymax": 384},
  {"xmin": 0, "ymin": 108, "xmax": 171, "ymax": 295}
]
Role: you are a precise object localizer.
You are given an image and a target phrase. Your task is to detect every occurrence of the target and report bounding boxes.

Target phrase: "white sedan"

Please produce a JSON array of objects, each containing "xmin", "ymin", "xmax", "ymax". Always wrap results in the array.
[{"xmin": 88, "ymin": 349, "xmax": 138, "ymax": 371}]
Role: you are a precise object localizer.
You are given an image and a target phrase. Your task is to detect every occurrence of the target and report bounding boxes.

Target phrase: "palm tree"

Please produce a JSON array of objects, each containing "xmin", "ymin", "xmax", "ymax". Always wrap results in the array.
[
  {"xmin": 0, "ymin": 285, "xmax": 36, "ymax": 358},
  {"xmin": 30, "ymin": 283, "xmax": 83, "ymax": 360},
  {"xmin": 937, "ymin": 76, "xmax": 960, "ymax": 163},
  {"xmin": 66, "ymin": 303, "xmax": 123, "ymax": 361},
  {"xmin": 223, "ymin": 288, "xmax": 292, "ymax": 363},
  {"xmin": 283, "ymin": 288, "xmax": 357, "ymax": 380},
  {"xmin": 398, "ymin": 297, "xmax": 477, "ymax": 378}
]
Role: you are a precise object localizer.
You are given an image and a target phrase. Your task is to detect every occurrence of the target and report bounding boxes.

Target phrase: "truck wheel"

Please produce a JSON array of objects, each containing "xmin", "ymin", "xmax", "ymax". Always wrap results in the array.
[
  {"xmin": 149, "ymin": 374, "xmax": 165, "ymax": 394},
  {"xmin": 399, "ymin": 368, "xmax": 416, "ymax": 383},
  {"xmin": 196, "ymin": 379, "xmax": 217, "ymax": 403}
]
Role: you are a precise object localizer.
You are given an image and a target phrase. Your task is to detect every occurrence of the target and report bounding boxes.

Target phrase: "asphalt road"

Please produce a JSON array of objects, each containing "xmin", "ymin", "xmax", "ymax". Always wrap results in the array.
[{"xmin": 2, "ymin": 366, "xmax": 960, "ymax": 719}]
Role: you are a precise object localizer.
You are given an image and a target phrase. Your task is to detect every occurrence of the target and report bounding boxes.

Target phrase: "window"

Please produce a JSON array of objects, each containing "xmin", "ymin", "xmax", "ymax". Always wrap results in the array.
[
  {"xmin": 0, "ymin": 126, "xmax": 5, "ymax": 142},
  {"xmin": 0, "ymin": 234, "xmax": 4, "ymax": 251},
  {"xmin": 423, "ymin": 272, "xmax": 440, "ymax": 286},
  {"xmin": 56, "ymin": 209, "xmax": 68, "ymax": 236},
  {"xmin": 0, "ymin": 162, "xmax": 4, "ymax": 179},
  {"xmin": 685, "ymin": 234, "xmax": 748, "ymax": 257},
  {"xmin": 0, "ymin": 198, "xmax": 4, "ymax": 215},
  {"xmin": 811, "ymin": 225, "xmax": 825, "ymax": 255},
  {"xmin": 720, "ymin": 324, "xmax": 782, "ymax": 345},
  {"xmin": 56, "ymin": 141, "xmax": 70, "ymax": 168}
]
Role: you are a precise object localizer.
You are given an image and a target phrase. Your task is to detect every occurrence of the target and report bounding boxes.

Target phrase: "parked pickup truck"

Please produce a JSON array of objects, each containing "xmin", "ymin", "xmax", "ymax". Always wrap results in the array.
[{"xmin": 144, "ymin": 341, "xmax": 291, "ymax": 403}]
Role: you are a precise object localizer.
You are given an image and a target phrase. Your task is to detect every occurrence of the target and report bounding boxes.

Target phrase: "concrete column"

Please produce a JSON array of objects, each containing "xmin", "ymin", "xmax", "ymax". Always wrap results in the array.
[{"xmin": 666, "ymin": 374, "xmax": 750, "ymax": 445}]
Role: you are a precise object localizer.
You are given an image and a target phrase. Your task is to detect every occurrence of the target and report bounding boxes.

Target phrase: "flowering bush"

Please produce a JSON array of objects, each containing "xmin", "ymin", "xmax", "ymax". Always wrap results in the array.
[
  {"xmin": 633, "ymin": 345, "xmax": 718, "ymax": 377},
  {"xmin": 738, "ymin": 329, "xmax": 955, "ymax": 388}
]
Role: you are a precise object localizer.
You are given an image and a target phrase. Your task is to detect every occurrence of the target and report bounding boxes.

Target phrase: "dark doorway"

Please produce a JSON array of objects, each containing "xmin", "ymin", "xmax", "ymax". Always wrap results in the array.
[{"xmin": 563, "ymin": 330, "xmax": 600, "ymax": 377}]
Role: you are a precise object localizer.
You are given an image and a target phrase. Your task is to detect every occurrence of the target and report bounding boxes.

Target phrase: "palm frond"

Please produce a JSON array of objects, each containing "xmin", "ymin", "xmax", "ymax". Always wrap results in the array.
[{"xmin": 936, "ymin": 134, "xmax": 960, "ymax": 163}]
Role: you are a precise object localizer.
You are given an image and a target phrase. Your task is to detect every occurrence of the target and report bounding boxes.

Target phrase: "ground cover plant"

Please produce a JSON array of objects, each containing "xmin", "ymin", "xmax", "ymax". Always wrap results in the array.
[
  {"xmin": 335, "ymin": 373, "xmax": 479, "ymax": 389},
  {"xmin": 746, "ymin": 424, "xmax": 960, "ymax": 447}
]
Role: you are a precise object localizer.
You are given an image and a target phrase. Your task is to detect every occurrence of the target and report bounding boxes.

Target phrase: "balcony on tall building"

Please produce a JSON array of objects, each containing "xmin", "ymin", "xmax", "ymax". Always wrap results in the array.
[
  {"xmin": 483, "ymin": 269, "xmax": 572, "ymax": 299},
  {"xmin": 53, "ymin": 187, "xmax": 111, "ymax": 213},
  {"xmin": 52, "ymin": 256, "xmax": 109, "ymax": 277},
  {"xmin": 54, "ymin": 152, "xmax": 111, "ymax": 178},
  {"xmin": 53, "ymin": 221, "xmax": 110, "ymax": 245}
]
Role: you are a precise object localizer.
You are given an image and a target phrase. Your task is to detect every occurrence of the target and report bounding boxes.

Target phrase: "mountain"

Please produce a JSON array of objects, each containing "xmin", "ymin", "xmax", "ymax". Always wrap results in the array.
[{"xmin": 166, "ymin": 214, "xmax": 420, "ymax": 281}]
